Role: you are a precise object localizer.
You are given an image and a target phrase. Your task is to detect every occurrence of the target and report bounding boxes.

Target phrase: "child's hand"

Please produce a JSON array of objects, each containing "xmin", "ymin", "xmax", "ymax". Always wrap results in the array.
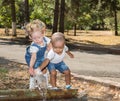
[
  {"xmin": 69, "ymin": 53, "xmax": 74, "ymax": 58},
  {"xmin": 29, "ymin": 67, "xmax": 34, "ymax": 76},
  {"xmin": 34, "ymin": 68, "xmax": 42, "ymax": 75},
  {"xmin": 66, "ymin": 51, "xmax": 74, "ymax": 58}
]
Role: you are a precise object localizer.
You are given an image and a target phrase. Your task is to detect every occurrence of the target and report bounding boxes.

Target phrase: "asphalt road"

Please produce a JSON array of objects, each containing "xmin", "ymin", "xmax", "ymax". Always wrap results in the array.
[{"xmin": 0, "ymin": 39, "xmax": 120, "ymax": 82}]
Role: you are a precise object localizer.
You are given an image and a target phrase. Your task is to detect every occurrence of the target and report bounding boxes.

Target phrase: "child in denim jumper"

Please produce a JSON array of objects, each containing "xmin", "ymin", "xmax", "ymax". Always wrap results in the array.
[
  {"xmin": 39, "ymin": 32, "xmax": 74, "ymax": 89},
  {"xmin": 25, "ymin": 19, "xmax": 51, "ymax": 89}
]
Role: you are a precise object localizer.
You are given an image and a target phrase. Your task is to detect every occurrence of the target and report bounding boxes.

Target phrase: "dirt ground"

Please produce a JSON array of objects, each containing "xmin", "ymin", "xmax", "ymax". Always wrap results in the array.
[
  {"xmin": 0, "ymin": 59, "xmax": 120, "ymax": 100},
  {"xmin": 0, "ymin": 28, "xmax": 120, "ymax": 48},
  {"xmin": 0, "ymin": 29, "xmax": 120, "ymax": 100}
]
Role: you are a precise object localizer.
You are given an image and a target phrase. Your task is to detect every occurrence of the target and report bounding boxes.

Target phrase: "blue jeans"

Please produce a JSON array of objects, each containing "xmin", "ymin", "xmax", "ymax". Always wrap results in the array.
[{"xmin": 47, "ymin": 61, "xmax": 69, "ymax": 73}]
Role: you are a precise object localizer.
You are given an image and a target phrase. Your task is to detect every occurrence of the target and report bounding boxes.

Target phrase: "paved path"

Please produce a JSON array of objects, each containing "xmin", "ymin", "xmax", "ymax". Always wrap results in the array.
[
  {"xmin": 64, "ymin": 51, "xmax": 120, "ymax": 82},
  {"xmin": 0, "ymin": 39, "xmax": 120, "ymax": 82}
]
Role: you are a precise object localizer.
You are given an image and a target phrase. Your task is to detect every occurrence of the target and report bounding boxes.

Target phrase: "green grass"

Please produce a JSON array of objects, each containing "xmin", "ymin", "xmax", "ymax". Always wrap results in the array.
[
  {"xmin": 0, "ymin": 68, "xmax": 8, "ymax": 80},
  {"xmin": 0, "ymin": 68, "xmax": 8, "ymax": 73}
]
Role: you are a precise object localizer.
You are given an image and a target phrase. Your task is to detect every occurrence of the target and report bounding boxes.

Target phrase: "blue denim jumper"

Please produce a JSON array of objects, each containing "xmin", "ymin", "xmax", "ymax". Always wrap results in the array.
[{"xmin": 25, "ymin": 38, "xmax": 47, "ymax": 69}]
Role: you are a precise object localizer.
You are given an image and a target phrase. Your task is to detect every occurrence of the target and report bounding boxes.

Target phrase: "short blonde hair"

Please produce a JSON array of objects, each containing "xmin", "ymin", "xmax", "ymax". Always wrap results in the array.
[
  {"xmin": 25, "ymin": 19, "xmax": 46, "ymax": 37},
  {"xmin": 51, "ymin": 32, "xmax": 65, "ymax": 45}
]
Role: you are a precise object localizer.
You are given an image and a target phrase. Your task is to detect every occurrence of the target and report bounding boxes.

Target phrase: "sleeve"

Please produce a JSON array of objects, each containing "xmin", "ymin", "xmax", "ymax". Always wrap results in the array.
[
  {"xmin": 64, "ymin": 45, "xmax": 69, "ymax": 51},
  {"xmin": 44, "ymin": 36, "xmax": 51, "ymax": 44},
  {"xmin": 29, "ymin": 46, "xmax": 39, "ymax": 53},
  {"xmin": 46, "ymin": 49, "xmax": 55, "ymax": 60}
]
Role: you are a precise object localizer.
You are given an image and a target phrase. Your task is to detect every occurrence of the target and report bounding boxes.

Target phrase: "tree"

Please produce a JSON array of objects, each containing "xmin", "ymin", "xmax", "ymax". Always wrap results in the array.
[
  {"xmin": 65, "ymin": 0, "xmax": 82, "ymax": 35},
  {"xmin": 0, "ymin": 5, "xmax": 11, "ymax": 28},
  {"xmin": 59, "ymin": 0, "xmax": 65, "ymax": 33},
  {"xmin": 90, "ymin": 0, "xmax": 120, "ymax": 35},
  {"xmin": 24, "ymin": 0, "xmax": 29, "ymax": 24},
  {"xmin": 1, "ymin": 0, "xmax": 120, "ymax": 35},
  {"xmin": 52, "ymin": 0, "xmax": 59, "ymax": 34},
  {"xmin": 11, "ymin": 0, "xmax": 16, "ymax": 36},
  {"xmin": 30, "ymin": 0, "xmax": 54, "ymax": 27},
  {"xmin": 112, "ymin": 0, "xmax": 118, "ymax": 36},
  {"xmin": 2, "ymin": 0, "xmax": 16, "ymax": 36}
]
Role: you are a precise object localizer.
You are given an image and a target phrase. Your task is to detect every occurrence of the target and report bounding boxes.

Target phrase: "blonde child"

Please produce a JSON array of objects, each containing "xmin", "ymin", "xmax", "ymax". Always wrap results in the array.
[
  {"xmin": 25, "ymin": 19, "xmax": 51, "ymax": 89},
  {"xmin": 39, "ymin": 32, "xmax": 74, "ymax": 89}
]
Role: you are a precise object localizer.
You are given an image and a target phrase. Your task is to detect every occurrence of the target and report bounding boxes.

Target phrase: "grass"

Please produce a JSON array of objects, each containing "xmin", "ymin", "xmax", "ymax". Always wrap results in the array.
[
  {"xmin": 0, "ymin": 68, "xmax": 8, "ymax": 80},
  {"xmin": 0, "ymin": 68, "xmax": 8, "ymax": 73}
]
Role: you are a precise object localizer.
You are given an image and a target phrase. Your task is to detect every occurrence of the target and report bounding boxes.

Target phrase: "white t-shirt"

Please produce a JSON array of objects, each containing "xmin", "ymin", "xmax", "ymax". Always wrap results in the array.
[
  {"xmin": 46, "ymin": 45, "xmax": 68, "ymax": 64},
  {"xmin": 30, "ymin": 36, "xmax": 50, "ymax": 53}
]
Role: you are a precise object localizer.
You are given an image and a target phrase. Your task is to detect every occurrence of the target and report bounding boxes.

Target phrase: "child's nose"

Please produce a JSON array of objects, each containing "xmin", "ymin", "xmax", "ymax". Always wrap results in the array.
[{"xmin": 35, "ymin": 38, "xmax": 38, "ymax": 41}]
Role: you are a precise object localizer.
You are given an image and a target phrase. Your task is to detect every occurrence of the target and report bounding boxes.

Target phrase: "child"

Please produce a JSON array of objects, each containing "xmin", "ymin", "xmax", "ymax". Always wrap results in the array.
[
  {"xmin": 25, "ymin": 19, "xmax": 51, "ymax": 89},
  {"xmin": 39, "ymin": 32, "xmax": 74, "ymax": 89}
]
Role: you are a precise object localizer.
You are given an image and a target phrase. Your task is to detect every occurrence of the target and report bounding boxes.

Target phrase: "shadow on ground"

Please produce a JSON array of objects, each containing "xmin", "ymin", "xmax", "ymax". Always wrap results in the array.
[
  {"xmin": 0, "ymin": 57, "xmax": 29, "ymax": 89},
  {"xmin": 0, "ymin": 37, "xmax": 30, "ymax": 46},
  {"xmin": 0, "ymin": 57, "xmax": 10, "ymax": 65},
  {"xmin": 72, "ymin": 70, "xmax": 120, "ymax": 78},
  {"xmin": 66, "ymin": 40, "xmax": 120, "ymax": 55},
  {"xmin": 0, "ymin": 57, "xmax": 27, "ymax": 69},
  {"xmin": 0, "ymin": 37, "xmax": 120, "ymax": 55}
]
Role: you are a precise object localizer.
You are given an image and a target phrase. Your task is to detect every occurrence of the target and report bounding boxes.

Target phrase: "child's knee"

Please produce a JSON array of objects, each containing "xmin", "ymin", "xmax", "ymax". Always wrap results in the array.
[
  {"xmin": 64, "ymin": 69, "xmax": 71, "ymax": 75},
  {"xmin": 50, "ymin": 70, "xmax": 57, "ymax": 76},
  {"xmin": 42, "ymin": 69, "xmax": 47, "ymax": 74}
]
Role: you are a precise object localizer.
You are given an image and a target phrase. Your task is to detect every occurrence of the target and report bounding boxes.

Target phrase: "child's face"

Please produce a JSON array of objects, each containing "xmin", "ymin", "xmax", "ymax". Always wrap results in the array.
[
  {"xmin": 31, "ymin": 31, "xmax": 43, "ymax": 44},
  {"xmin": 53, "ymin": 41, "xmax": 64, "ymax": 54}
]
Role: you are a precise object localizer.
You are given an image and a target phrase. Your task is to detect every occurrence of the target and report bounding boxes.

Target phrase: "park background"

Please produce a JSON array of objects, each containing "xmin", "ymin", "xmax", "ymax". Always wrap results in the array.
[
  {"xmin": 0, "ymin": 0, "xmax": 120, "ymax": 36},
  {"xmin": 0, "ymin": 0, "xmax": 120, "ymax": 49}
]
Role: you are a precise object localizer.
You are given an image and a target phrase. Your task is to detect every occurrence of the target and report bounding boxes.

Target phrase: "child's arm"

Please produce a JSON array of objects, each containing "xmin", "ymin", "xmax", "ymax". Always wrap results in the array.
[
  {"xmin": 66, "ymin": 51, "xmax": 74, "ymax": 58},
  {"xmin": 29, "ymin": 53, "xmax": 36, "ymax": 75},
  {"xmin": 39, "ymin": 58, "xmax": 50, "ymax": 71},
  {"xmin": 39, "ymin": 48, "xmax": 54, "ymax": 71},
  {"xmin": 65, "ymin": 45, "xmax": 74, "ymax": 58},
  {"xmin": 47, "ymin": 42, "xmax": 52, "ymax": 51},
  {"xmin": 45, "ymin": 36, "xmax": 52, "ymax": 51}
]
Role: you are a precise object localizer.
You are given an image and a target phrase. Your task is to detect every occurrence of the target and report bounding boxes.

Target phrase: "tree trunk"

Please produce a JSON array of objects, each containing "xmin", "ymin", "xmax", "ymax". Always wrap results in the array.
[
  {"xmin": 113, "ymin": 0, "xmax": 118, "ymax": 36},
  {"xmin": 52, "ymin": 0, "xmax": 59, "ymax": 34},
  {"xmin": 0, "ymin": 89, "xmax": 78, "ymax": 101},
  {"xmin": 11, "ymin": 0, "xmax": 16, "ymax": 36},
  {"xmin": 12, "ymin": 22, "xmax": 16, "ymax": 36},
  {"xmin": 59, "ymin": 0, "xmax": 65, "ymax": 34},
  {"xmin": 24, "ymin": 0, "xmax": 30, "ymax": 41},
  {"xmin": 24, "ymin": 0, "xmax": 29, "ymax": 25},
  {"xmin": 5, "ymin": 27, "xmax": 9, "ymax": 36},
  {"xmin": 74, "ymin": 24, "xmax": 76, "ymax": 36}
]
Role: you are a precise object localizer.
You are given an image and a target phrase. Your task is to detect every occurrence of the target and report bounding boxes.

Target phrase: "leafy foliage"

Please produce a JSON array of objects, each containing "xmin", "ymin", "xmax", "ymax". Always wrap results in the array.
[
  {"xmin": 30, "ymin": 0, "xmax": 54, "ymax": 26},
  {"xmin": 0, "ymin": 6, "xmax": 11, "ymax": 27},
  {"xmin": 0, "ymin": 0, "xmax": 120, "ymax": 31}
]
